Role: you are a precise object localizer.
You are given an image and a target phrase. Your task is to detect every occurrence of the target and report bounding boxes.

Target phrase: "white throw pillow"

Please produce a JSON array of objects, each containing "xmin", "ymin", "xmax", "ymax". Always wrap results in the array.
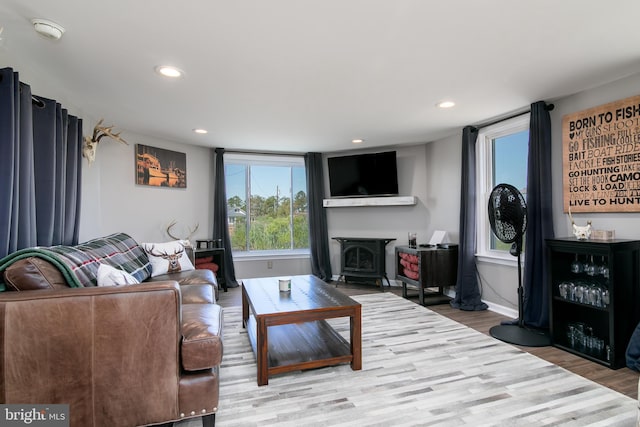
[
  {"xmin": 97, "ymin": 263, "xmax": 140, "ymax": 286},
  {"xmin": 142, "ymin": 240, "xmax": 195, "ymax": 277}
]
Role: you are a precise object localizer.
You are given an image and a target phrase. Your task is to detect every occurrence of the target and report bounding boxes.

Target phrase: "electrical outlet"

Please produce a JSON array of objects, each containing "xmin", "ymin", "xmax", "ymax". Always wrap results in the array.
[{"xmin": 267, "ymin": 260, "xmax": 273, "ymax": 269}]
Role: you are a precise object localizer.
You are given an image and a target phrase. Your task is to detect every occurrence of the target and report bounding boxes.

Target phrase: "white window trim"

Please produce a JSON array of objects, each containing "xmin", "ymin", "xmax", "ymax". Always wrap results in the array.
[
  {"xmin": 475, "ymin": 113, "xmax": 530, "ymax": 265},
  {"xmin": 224, "ymin": 152, "xmax": 308, "ymax": 255},
  {"xmin": 225, "ymin": 152, "xmax": 305, "ymax": 167},
  {"xmin": 232, "ymin": 249, "xmax": 310, "ymax": 261}
]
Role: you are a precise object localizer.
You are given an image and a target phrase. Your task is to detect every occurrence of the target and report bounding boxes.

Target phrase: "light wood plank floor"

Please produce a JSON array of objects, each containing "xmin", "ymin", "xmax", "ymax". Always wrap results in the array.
[{"xmin": 218, "ymin": 281, "xmax": 640, "ymax": 400}]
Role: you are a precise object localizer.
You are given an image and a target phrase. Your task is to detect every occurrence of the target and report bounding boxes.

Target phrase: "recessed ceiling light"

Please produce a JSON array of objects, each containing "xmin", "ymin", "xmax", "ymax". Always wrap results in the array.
[
  {"xmin": 31, "ymin": 19, "xmax": 65, "ymax": 40},
  {"xmin": 437, "ymin": 101, "xmax": 456, "ymax": 109},
  {"xmin": 193, "ymin": 128, "xmax": 208, "ymax": 134},
  {"xmin": 155, "ymin": 65, "xmax": 183, "ymax": 78},
  {"xmin": 352, "ymin": 139, "xmax": 364, "ymax": 144}
]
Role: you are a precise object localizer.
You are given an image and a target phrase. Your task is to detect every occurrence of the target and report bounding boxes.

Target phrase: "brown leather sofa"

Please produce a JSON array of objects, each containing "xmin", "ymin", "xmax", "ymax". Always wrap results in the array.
[{"xmin": 0, "ymin": 236, "xmax": 223, "ymax": 427}]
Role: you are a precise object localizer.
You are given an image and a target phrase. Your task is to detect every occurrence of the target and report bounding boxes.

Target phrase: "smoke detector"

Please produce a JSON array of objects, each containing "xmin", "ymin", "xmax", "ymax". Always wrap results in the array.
[{"xmin": 31, "ymin": 19, "xmax": 65, "ymax": 40}]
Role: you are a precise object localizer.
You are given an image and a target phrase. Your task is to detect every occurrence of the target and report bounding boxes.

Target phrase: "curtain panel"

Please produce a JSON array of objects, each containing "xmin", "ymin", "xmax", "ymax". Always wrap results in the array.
[
  {"xmin": 212, "ymin": 148, "xmax": 239, "ymax": 288},
  {"xmin": 0, "ymin": 67, "xmax": 83, "ymax": 258},
  {"xmin": 304, "ymin": 152, "xmax": 332, "ymax": 281},
  {"xmin": 451, "ymin": 126, "xmax": 488, "ymax": 311},
  {"xmin": 522, "ymin": 101, "xmax": 554, "ymax": 329}
]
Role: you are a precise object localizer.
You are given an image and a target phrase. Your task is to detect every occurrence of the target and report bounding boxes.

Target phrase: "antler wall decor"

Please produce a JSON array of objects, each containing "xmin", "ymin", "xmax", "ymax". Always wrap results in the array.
[
  {"xmin": 166, "ymin": 220, "xmax": 200, "ymax": 247},
  {"xmin": 82, "ymin": 119, "xmax": 129, "ymax": 164},
  {"xmin": 568, "ymin": 206, "xmax": 592, "ymax": 240}
]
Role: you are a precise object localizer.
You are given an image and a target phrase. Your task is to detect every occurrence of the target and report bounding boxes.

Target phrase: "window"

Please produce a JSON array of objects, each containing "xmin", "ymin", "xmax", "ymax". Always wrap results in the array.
[
  {"xmin": 224, "ymin": 153, "xmax": 309, "ymax": 255},
  {"xmin": 476, "ymin": 114, "xmax": 529, "ymax": 263}
]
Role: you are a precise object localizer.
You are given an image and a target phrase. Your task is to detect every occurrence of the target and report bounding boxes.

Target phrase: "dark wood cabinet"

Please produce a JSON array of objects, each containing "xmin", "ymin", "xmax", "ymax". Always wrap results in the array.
[
  {"xmin": 395, "ymin": 244, "xmax": 458, "ymax": 306},
  {"xmin": 547, "ymin": 237, "xmax": 640, "ymax": 369},
  {"xmin": 194, "ymin": 247, "xmax": 226, "ymax": 291}
]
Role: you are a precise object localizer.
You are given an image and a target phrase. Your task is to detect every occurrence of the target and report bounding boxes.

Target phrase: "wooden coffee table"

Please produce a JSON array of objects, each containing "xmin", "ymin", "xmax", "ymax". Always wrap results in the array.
[{"xmin": 241, "ymin": 275, "xmax": 362, "ymax": 386}]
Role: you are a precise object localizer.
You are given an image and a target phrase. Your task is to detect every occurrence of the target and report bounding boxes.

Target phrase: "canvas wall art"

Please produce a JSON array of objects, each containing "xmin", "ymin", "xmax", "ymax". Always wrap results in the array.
[
  {"xmin": 562, "ymin": 93, "xmax": 640, "ymax": 213},
  {"xmin": 136, "ymin": 144, "xmax": 187, "ymax": 188}
]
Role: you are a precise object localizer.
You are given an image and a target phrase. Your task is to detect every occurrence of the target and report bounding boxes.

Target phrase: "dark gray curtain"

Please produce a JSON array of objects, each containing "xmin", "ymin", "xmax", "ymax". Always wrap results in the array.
[
  {"xmin": 212, "ymin": 148, "xmax": 238, "ymax": 289},
  {"xmin": 0, "ymin": 67, "xmax": 82, "ymax": 258},
  {"xmin": 451, "ymin": 126, "xmax": 488, "ymax": 311},
  {"xmin": 522, "ymin": 101, "xmax": 554, "ymax": 328},
  {"xmin": 65, "ymin": 115, "xmax": 83, "ymax": 245},
  {"xmin": 304, "ymin": 152, "xmax": 332, "ymax": 281}
]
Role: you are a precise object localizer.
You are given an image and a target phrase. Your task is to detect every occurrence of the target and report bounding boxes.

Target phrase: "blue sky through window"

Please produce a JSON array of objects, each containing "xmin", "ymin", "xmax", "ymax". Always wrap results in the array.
[
  {"xmin": 493, "ymin": 130, "xmax": 529, "ymax": 194},
  {"xmin": 225, "ymin": 163, "xmax": 306, "ymax": 199}
]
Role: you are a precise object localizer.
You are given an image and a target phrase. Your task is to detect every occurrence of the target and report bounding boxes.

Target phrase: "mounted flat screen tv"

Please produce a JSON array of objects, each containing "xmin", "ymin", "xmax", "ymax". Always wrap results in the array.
[{"xmin": 327, "ymin": 151, "xmax": 399, "ymax": 198}]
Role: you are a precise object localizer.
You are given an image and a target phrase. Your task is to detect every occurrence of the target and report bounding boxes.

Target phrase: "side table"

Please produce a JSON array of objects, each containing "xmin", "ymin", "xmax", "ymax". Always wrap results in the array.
[
  {"xmin": 395, "ymin": 244, "xmax": 458, "ymax": 305},
  {"xmin": 194, "ymin": 247, "xmax": 226, "ymax": 292}
]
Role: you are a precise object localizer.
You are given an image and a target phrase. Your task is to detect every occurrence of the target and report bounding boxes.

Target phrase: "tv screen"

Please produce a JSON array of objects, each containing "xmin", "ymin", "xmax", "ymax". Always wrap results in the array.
[{"xmin": 327, "ymin": 151, "xmax": 399, "ymax": 198}]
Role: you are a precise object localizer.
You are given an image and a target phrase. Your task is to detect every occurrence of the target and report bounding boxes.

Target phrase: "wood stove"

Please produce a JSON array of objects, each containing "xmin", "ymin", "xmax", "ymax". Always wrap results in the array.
[{"xmin": 333, "ymin": 237, "xmax": 395, "ymax": 288}]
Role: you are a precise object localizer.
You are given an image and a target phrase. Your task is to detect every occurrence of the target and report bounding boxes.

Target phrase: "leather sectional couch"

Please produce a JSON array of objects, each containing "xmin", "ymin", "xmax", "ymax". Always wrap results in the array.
[{"xmin": 0, "ymin": 233, "xmax": 223, "ymax": 427}]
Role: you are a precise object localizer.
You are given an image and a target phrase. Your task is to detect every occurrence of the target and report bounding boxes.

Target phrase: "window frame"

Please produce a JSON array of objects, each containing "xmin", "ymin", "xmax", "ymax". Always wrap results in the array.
[
  {"xmin": 475, "ymin": 113, "xmax": 530, "ymax": 266},
  {"xmin": 224, "ymin": 152, "xmax": 310, "ymax": 258}
]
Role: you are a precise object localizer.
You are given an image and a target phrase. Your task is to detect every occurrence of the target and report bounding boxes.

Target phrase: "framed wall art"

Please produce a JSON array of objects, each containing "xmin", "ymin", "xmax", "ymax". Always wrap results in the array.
[
  {"xmin": 136, "ymin": 144, "xmax": 187, "ymax": 188},
  {"xmin": 562, "ymin": 93, "xmax": 640, "ymax": 213}
]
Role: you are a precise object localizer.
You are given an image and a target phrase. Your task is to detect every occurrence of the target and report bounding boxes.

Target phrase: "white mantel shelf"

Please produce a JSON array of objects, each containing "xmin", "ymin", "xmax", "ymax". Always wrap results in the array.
[{"xmin": 323, "ymin": 196, "xmax": 417, "ymax": 208}]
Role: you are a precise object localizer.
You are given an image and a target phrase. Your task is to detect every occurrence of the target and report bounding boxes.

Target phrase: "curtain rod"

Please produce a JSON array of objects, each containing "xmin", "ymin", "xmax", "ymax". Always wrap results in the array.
[
  {"xmin": 473, "ymin": 110, "xmax": 530, "ymax": 130},
  {"xmin": 473, "ymin": 103, "xmax": 554, "ymax": 131},
  {"xmin": 221, "ymin": 148, "xmax": 305, "ymax": 157},
  {"xmin": 31, "ymin": 95, "xmax": 45, "ymax": 108}
]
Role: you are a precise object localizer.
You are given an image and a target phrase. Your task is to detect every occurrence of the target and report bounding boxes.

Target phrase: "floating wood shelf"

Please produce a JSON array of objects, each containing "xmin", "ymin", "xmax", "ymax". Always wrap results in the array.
[{"xmin": 323, "ymin": 196, "xmax": 417, "ymax": 208}]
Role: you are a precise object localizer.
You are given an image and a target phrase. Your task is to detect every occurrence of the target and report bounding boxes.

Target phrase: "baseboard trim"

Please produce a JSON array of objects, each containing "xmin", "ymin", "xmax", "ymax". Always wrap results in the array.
[
  {"xmin": 483, "ymin": 301, "xmax": 518, "ymax": 319},
  {"xmin": 332, "ymin": 275, "xmax": 518, "ymax": 318}
]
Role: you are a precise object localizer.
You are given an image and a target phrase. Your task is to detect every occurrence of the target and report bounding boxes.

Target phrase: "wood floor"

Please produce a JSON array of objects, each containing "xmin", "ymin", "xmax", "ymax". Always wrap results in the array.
[{"xmin": 218, "ymin": 281, "xmax": 640, "ymax": 400}]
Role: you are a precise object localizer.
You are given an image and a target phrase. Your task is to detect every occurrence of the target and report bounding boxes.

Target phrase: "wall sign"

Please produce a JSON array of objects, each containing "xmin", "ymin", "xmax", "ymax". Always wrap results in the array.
[{"xmin": 562, "ymin": 94, "xmax": 640, "ymax": 212}]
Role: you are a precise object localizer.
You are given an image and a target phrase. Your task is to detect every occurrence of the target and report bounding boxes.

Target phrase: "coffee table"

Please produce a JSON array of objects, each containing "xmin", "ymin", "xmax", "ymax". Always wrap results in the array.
[{"xmin": 241, "ymin": 275, "xmax": 362, "ymax": 386}]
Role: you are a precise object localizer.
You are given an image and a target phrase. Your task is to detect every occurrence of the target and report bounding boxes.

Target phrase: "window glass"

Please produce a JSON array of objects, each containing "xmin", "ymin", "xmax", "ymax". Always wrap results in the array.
[
  {"xmin": 224, "ymin": 154, "xmax": 308, "ymax": 253},
  {"xmin": 476, "ymin": 114, "xmax": 529, "ymax": 260},
  {"xmin": 491, "ymin": 130, "xmax": 529, "ymax": 251}
]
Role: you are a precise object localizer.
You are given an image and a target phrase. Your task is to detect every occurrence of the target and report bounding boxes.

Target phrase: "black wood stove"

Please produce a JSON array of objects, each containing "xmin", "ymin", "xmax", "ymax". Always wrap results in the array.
[{"xmin": 332, "ymin": 237, "xmax": 395, "ymax": 288}]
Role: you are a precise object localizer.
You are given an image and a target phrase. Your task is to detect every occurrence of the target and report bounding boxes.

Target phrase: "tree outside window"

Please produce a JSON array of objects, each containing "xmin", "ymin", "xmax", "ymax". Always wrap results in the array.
[{"xmin": 224, "ymin": 154, "xmax": 308, "ymax": 253}]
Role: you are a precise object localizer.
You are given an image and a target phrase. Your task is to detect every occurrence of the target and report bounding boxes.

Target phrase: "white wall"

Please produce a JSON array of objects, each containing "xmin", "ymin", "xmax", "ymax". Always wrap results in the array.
[
  {"xmin": 7, "ymin": 52, "xmax": 640, "ymax": 310},
  {"xmin": 79, "ymin": 133, "xmax": 214, "ymax": 245},
  {"xmin": 233, "ymin": 256, "xmax": 311, "ymax": 280},
  {"xmin": 81, "ymin": 135, "xmax": 313, "ymax": 280},
  {"xmin": 1, "ymin": 58, "xmax": 216, "ymax": 247},
  {"xmin": 324, "ymin": 144, "xmax": 434, "ymax": 281},
  {"xmin": 423, "ymin": 71, "xmax": 640, "ymax": 314},
  {"xmin": 424, "ymin": 132, "xmax": 463, "ymax": 243},
  {"xmin": 550, "ymin": 73, "xmax": 640, "ymax": 239},
  {"xmin": 85, "ymin": 67, "xmax": 640, "ymax": 305},
  {"xmin": 80, "ymin": 128, "xmax": 312, "ymax": 279}
]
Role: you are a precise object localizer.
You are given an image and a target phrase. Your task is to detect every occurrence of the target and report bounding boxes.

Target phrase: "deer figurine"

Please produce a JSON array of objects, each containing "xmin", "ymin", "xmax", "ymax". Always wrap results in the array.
[
  {"xmin": 83, "ymin": 119, "xmax": 128, "ymax": 164},
  {"xmin": 146, "ymin": 244, "xmax": 185, "ymax": 274}
]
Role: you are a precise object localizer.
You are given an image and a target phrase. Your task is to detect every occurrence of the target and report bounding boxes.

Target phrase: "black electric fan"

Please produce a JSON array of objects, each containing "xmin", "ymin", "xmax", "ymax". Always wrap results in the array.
[{"xmin": 487, "ymin": 183, "xmax": 550, "ymax": 347}]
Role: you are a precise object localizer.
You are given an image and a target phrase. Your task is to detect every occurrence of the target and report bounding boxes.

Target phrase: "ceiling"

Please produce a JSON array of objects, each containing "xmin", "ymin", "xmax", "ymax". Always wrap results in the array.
[{"xmin": 1, "ymin": 1, "xmax": 640, "ymax": 154}]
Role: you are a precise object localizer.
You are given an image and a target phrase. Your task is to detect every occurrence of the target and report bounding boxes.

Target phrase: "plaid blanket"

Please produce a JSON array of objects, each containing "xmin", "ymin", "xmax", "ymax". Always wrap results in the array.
[{"xmin": 0, "ymin": 232, "xmax": 152, "ymax": 289}]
